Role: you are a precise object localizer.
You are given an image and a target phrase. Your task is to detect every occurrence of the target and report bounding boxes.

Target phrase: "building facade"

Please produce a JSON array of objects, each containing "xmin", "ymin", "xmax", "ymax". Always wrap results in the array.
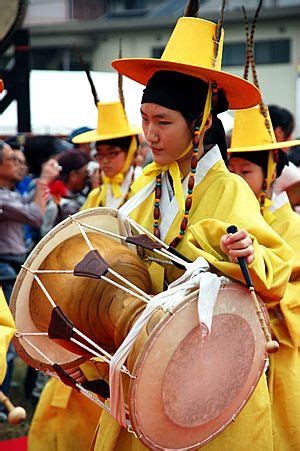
[{"xmin": 3, "ymin": 0, "xmax": 300, "ymax": 133}]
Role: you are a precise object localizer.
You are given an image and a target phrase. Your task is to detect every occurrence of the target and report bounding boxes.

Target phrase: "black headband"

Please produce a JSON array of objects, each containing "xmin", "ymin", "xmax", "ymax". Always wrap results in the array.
[
  {"xmin": 142, "ymin": 71, "xmax": 209, "ymax": 117},
  {"xmin": 142, "ymin": 71, "xmax": 229, "ymax": 117}
]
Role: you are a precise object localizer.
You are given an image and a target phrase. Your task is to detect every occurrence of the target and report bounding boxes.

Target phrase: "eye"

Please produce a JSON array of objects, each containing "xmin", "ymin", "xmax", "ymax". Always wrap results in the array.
[
  {"xmin": 159, "ymin": 121, "xmax": 171, "ymax": 126},
  {"xmin": 141, "ymin": 116, "xmax": 149, "ymax": 123}
]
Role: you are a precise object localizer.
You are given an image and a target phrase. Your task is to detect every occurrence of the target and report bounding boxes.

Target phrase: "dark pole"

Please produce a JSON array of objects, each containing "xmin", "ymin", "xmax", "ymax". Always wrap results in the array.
[{"xmin": 14, "ymin": 29, "xmax": 31, "ymax": 132}]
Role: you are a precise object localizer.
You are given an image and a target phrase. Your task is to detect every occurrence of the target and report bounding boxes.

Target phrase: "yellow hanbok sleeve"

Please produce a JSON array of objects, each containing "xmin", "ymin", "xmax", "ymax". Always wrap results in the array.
[
  {"xmin": 81, "ymin": 187, "xmax": 102, "ymax": 210},
  {"xmin": 186, "ymin": 172, "xmax": 294, "ymax": 308},
  {"xmin": 267, "ymin": 201, "xmax": 300, "ymax": 347},
  {"xmin": 0, "ymin": 287, "xmax": 16, "ymax": 384}
]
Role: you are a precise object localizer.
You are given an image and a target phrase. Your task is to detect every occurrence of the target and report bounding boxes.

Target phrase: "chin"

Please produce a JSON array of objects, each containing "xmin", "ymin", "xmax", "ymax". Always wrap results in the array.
[{"xmin": 153, "ymin": 155, "xmax": 170, "ymax": 165}]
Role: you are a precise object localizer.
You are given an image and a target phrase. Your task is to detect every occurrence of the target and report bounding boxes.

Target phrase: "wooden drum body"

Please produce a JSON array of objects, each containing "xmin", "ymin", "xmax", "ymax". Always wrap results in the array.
[{"xmin": 11, "ymin": 208, "xmax": 151, "ymax": 374}]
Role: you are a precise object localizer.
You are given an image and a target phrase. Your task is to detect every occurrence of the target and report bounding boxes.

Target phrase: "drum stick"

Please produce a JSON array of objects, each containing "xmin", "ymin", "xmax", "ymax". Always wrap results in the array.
[
  {"xmin": 226, "ymin": 225, "xmax": 279, "ymax": 354},
  {"xmin": 0, "ymin": 390, "xmax": 26, "ymax": 425}
]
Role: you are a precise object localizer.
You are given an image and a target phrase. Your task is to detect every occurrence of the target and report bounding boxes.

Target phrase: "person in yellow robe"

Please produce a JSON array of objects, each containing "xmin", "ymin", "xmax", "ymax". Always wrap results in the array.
[
  {"xmin": 90, "ymin": 4, "xmax": 294, "ymax": 451},
  {"xmin": 74, "ymin": 101, "xmax": 141, "ymax": 210},
  {"xmin": 228, "ymin": 105, "xmax": 300, "ymax": 451},
  {"xmin": 0, "ymin": 288, "xmax": 16, "ymax": 386}
]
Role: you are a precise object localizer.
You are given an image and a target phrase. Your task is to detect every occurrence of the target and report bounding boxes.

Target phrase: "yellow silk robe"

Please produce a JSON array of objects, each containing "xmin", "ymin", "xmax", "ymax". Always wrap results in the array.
[
  {"xmin": 81, "ymin": 187, "xmax": 102, "ymax": 210},
  {"xmin": 265, "ymin": 193, "xmax": 300, "ymax": 451},
  {"xmin": 92, "ymin": 147, "xmax": 293, "ymax": 450},
  {"xmin": 0, "ymin": 287, "xmax": 16, "ymax": 384},
  {"xmin": 28, "ymin": 360, "xmax": 107, "ymax": 451}
]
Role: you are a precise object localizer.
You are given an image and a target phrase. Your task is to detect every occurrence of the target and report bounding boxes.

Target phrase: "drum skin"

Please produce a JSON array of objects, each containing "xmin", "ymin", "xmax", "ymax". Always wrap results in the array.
[{"xmin": 129, "ymin": 282, "xmax": 268, "ymax": 450}]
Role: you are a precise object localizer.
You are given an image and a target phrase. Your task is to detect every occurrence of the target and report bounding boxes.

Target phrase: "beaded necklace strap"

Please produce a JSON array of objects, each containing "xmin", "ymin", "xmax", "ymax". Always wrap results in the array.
[
  {"xmin": 153, "ymin": 125, "xmax": 200, "ymax": 247},
  {"xmin": 259, "ymin": 177, "xmax": 267, "ymax": 214}
]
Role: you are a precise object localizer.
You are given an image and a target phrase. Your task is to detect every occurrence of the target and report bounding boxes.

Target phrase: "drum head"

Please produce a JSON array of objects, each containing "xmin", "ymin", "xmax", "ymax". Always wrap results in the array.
[
  {"xmin": 11, "ymin": 207, "xmax": 138, "ymax": 375},
  {"xmin": 129, "ymin": 282, "xmax": 267, "ymax": 450}
]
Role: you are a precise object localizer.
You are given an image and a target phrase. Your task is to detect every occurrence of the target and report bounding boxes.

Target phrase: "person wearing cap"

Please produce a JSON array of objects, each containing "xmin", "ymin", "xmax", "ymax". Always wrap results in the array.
[
  {"xmin": 73, "ymin": 101, "xmax": 141, "ymax": 210},
  {"xmin": 40, "ymin": 149, "xmax": 90, "ymax": 237},
  {"xmin": 88, "ymin": 5, "xmax": 293, "ymax": 451},
  {"xmin": 228, "ymin": 106, "xmax": 300, "ymax": 451},
  {"xmin": 67, "ymin": 126, "xmax": 93, "ymax": 157}
]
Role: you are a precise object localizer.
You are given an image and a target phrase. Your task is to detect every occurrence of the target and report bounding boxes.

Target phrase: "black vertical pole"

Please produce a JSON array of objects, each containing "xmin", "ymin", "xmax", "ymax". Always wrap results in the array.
[{"xmin": 14, "ymin": 29, "xmax": 31, "ymax": 132}]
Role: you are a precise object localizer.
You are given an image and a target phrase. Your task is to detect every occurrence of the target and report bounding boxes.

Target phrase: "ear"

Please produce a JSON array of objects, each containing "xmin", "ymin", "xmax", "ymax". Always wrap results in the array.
[{"xmin": 274, "ymin": 126, "xmax": 285, "ymax": 143}]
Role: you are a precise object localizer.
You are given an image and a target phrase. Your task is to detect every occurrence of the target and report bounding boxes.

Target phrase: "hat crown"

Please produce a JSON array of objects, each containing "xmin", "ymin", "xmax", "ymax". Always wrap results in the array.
[
  {"xmin": 161, "ymin": 17, "xmax": 223, "ymax": 72},
  {"xmin": 96, "ymin": 101, "xmax": 130, "ymax": 136},
  {"xmin": 231, "ymin": 107, "xmax": 276, "ymax": 149}
]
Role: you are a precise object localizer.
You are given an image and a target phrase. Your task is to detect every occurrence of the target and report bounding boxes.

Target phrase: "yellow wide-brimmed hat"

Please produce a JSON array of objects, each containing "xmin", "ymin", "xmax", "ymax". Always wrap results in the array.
[
  {"xmin": 112, "ymin": 17, "xmax": 260, "ymax": 110},
  {"xmin": 72, "ymin": 101, "xmax": 141, "ymax": 144},
  {"xmin": 230, "ymin": 107, "xmax": 300, "ymax": 153}
]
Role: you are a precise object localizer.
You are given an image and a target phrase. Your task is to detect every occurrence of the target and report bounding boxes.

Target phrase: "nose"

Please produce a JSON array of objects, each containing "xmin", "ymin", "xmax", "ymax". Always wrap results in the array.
[{"xmin": 144, "ymin": 123, "xmax": 159, "ymax": 146}]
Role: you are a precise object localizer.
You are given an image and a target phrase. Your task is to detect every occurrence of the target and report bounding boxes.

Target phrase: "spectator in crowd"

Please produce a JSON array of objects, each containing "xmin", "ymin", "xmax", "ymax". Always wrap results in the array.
[
  {"xmin": 5, "ymin": 135, "xmax": 31, "ymax": 196},
  {"xmin": 21, "ymin": 135, "xmax": 71, "ymax": 250},
  {"xmin": 68, "ymin": 127, "xmax": 99, "ymax": 190},
  {"xmin": 41, "ymin": 149, "xmax": 89, "ymax": 237},
  {"xmin": 67, "ymin": 127, "xmax": 92, "ymax": 157},
  {"xmin": 269, "ymin": 105, "xmax": 300, "ymax": 208},
  {"xmin": 0, "ymin": 140, "xmax": 48, "ymax": 410}
]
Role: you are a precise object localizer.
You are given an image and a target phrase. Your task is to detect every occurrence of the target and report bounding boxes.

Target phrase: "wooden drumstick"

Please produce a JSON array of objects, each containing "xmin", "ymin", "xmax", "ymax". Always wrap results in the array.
[
  {"xmin": 227, "ymin": 225, "xmax": 279, "ymax": 354},
  {"xmin": 0, "ymin": 390, "xmax": 27, "ymax": 425}
]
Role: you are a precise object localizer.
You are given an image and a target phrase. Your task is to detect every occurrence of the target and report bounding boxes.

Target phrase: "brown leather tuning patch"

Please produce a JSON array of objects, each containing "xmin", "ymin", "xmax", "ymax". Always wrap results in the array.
[
  {"xmin": 52, "ymin": 364, "xmax": 79, "ymax": 390},
  {"xmin": 48, "ymin": 305, "xmax": 74, "ymax": 340},
  {"xmin": 73, "ymin": 249, "xmax": 109, "ymax": 279},
  {"xmin": 126, "ymin": 234, "xmax": 163, "ymax": 251}
]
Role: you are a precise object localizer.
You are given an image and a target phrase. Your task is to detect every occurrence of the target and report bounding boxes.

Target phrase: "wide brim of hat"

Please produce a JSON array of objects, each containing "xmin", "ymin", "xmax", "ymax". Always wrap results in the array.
[
  {"xmin": 72, "ymin": 126, "xmax": 142, "ymax": 144},
  {"xmin": 230, "ymin": 138, "xmax": 300, "ymax": 153},
  {"xmin": 112, "ymin": 58, "xmax": 261, "ymax": 110}
]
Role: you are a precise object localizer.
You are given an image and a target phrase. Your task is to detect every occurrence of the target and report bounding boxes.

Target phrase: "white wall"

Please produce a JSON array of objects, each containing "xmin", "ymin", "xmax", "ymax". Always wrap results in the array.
[{"xmin": 24, "ymin": 0, "xmax": 68, "ymax": 25}]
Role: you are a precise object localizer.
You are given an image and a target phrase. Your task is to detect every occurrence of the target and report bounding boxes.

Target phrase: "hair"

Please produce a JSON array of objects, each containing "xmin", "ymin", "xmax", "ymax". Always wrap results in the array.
[
  {"xmin": 181, "ymin": 89, "xmax": 229, "ymax": 163},
  {"xmin": 268, "ymin": 105, "xmax": 295, "ymax": 140},
  {"xmin": 57, "ymin": 149, "xmax": 89, "ymax": 183},
  {"xmin": 0, "ymin": 140, "xmax": 5, "ymax": 164},
  {"xmin": 24, "ymin": 135, "xmax": 73, "ymax": 177},
  {"xmin": 96, "ymin": 136, "xmax": 132, "ymax": 152},
  {"xmin": 288, "ymin": 144, "xmax": 300, "ymax": 167},
  {"xmin": 230, "ymin": 149, "xmax": 288, "ymax": 179}
]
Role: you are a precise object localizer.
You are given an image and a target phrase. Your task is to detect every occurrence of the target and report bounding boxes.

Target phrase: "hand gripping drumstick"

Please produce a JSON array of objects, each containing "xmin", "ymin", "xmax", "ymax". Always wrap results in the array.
[
  {"xmin": 227, "ymin": 225, "xmax": 279, "ymax": 354},
  {"xmin": 0, "ymin": 390, "xmax": 27, "ymax": 425}
]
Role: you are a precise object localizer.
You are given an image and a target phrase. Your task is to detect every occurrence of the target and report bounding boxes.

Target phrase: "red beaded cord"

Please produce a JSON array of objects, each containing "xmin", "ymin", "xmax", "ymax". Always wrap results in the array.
[{"xmin": 153, "ymin": 125, "xmax": 200, "ymax": 248}]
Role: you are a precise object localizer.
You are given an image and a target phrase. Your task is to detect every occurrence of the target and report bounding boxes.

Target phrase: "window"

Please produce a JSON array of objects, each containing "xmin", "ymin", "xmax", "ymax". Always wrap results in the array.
[
  {"xmin": 70, "ymin": 0, "xmax": 106, "ymax": 20},
  {"xmin": 222, "ymin": 43, "xmax": 245, "ymax": 67},
  {"xmin": 151, "ymin": 47, "xmax": 164, "ymax": 58},
  {"xmin": 31, "ymin": 48, "xmax": 92, "ymax": 71},
  {"xmin": 255, "ymin": 39, "xmax": 290, "ymax": 64},
  {"xmin": 223, "ymin": 39, "xmax": 290, "ymax": 66}
]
